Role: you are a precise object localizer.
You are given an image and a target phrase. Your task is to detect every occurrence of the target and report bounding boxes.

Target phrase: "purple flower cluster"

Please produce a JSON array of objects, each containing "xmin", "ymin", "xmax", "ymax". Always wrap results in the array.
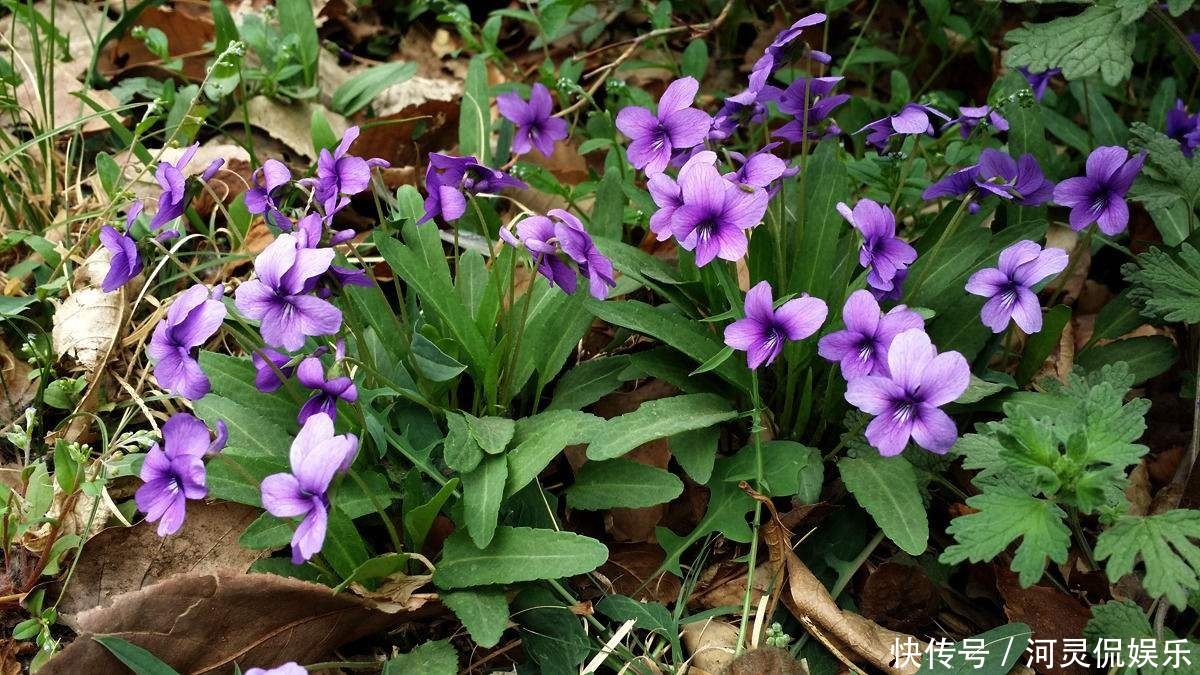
[
  {"xmin": 924, "ymin": 149, "xmax": 1054, "ymax": 207},
  {"xmin": 1053, "ymin": 146, "xmax": 1145, "ymax": 235},
  {"xmin": 260, "ymin": 413, "xmax": 358, "ymax": 564},
  {"xmin": 304, "ymin": 126, "xmax": 390, "ymax": 214},
  {"xmin": 235, "ymin": 233, "xmax": 343, "ymax": 351},
  {"xmin": 837, "ymin": 199, "xmax": 916, "ymax": 300},
  {"xmin": 149, "ymin": 283, "xmax": 227, "ymax": 400},
  {"xmin": 135, "ymin": 413, "xmax": 226, "ymax": 536},
  {"xmin": 419, "ymin": 153, "xmax": 527, "ymax": 224},
  {"xmin": 966, "ymin": 240, "xmax": 1068, "ymax": 334},
  {"xmin": 724, "ymin": 281, "xmax": 827, "ymax": 369},
  {"xmin": 500, "ymin": 209, "xmax": 616, "ymax": 300},
  {"xmin": 150, "ymin": 145, "xmax": 224, "ymax": 232}
]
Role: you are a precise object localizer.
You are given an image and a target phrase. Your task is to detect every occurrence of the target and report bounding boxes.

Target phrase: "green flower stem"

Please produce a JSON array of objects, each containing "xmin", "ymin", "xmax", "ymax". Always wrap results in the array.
[
  {"xmin": 907, "ymin": 191, "xmax": 975, "ymax": 300},
  {"xmin": 347, "ymin": 468, "xmax": 404, "ymax": 554}
]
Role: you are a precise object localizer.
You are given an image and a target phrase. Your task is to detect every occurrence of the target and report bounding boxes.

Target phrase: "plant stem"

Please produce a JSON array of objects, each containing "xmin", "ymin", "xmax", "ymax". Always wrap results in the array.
[
  {"xmin": 347, "ymin": 469, "xmax": 404, "ymax": 554},
  {"xmin": 834, "ymin": 0, "xmax": 882, "ymax": 77},
  {"xmin": 735, "ymin": 369, "xmax": 766, "ymax": 656},
  {"xmin": 907, "ymin": 191, "xmax": 975, "ymax": 300}
]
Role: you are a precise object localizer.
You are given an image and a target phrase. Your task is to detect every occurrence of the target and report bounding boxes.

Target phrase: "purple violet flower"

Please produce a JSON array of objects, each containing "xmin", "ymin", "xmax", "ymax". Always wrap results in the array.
[
  {"xmin": 844, "ymin": 329, "xmax": 969, "ymax": 456},
  {"xmin": 965, "ymin": 240, "xmax": 1068, "ymax": 334},
  {"xmin": 646, "ymin": 151, "xmax": 716, "ymax": 240},
  {"xmin": 858, "ymin": 104, "xmax": 950, "ymax": 150},
  {"xmin": 710, "ymin": 85, "xmax": 781, "ymax": 140},
  {"xmin": 234, "ymin": 233, "xmax": 342, "ymax": 351},
  {"xmin": 837, "ymin": 199, "xmax": 917, "ymax": 296},
  {"xmin": 953, "ymin": 105, "xmax": 1009, "ymax": 138},
  {"xmin": 149, "ymin": 283, "xmax": 227, "ymax": 400},
  {"xmin": 725, "ymin": 143, "xmax": 796, "ymax": 190},
  {"xmin": 1166, "ymin": 99, "xmax": 1200, "ymax": 157},
  {"xmin": 724, "ymin": 280, "xmax": 827, "ymax": 369},
  {"xmin": 260, "ymin": 413, "xmax": 359, "ymax": 564},
  {"xmin": 670, "ymin": 161, "xmax": 769, "ymax": 266},
  {"xmin": 419, "ymin": 153, "xmax": 527, "ymax": 224},
  {"xmin": 135, "ymin": 413, "xmax": 227, "ymax": 536},
  {"xmin": 254, "ymin": 347, "xmax": 295, "ymax": 393},
  {"xmin": 245, "ymin": 159, "xmax": 293, "ymax": 229},
  {"xmin": 497, "ymin": 83, "xmax": 570, "ymax": 157},
  {"xmin": 310, "ymin": 126, "xmax": 389, "ymax": 211},
  {"xmin": 1190, "ymin": 33, "xmax": 1200, "ymax": 54},
  {"xmin": 149, "ymin": 144, "xmax": 199, "ymax": 231},
  {"xmin": 1018, "ymin": 67, "xmax": 1059, "ymax": 102},
  {"xmin": 246, "ymin": 665, "xmax": 306, "ymax": 675},
  {"xmin": 747, "ymin": 13, "xmax": 829, "ymax": 93},
  {"xmin": 615, "ymin": 77, "xmax": 712, "ymax": 175},
  {"xmin": 501, "ymin": 209, "xmax": 616, "ymax": 299},
  {"xmin": 773, "ymin": 76, "xmax": 850, "ymax": 143},
  {"xmin": 100, "ymin": 202, "xmax": 144, "ymax": 293},
  {"xmin": 296, "ymin": 356, "xmax": 358, "ymax": 424},
  {"xmin": 923, "ymin": 150, "xmax": 1053, "ymax": 207},
  {"xmin": 1052, "ymin": 146, "xmax": 1146, "ymax": 235},
  {"xmin": 818, "ymin": 290, "xmax": 925, "ymax": 380}
]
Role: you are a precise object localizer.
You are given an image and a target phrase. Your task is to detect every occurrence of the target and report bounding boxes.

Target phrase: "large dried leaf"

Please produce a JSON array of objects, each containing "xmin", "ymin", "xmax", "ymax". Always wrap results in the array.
[
  {"xmin": 45, "ymin": 570, "xmax": 436, "ymax": 674},
  {"xmin": 57, "ymin": 501, "xmax": 267, "ymax": 627}
]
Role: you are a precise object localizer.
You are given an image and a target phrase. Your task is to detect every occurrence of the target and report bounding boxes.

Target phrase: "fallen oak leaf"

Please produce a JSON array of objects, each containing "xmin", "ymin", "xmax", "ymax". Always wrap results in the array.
[{"xmin": 43, "ymin": 570, "xmax": 441, "ymax": 674}]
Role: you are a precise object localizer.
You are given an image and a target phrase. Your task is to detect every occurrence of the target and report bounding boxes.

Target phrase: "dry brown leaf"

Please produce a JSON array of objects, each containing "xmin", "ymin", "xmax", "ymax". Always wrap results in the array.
[
  {"xmin": 99, "ymin": 5, "xmax": 215, "ymax": 81},
  {"xmin": 0, "ymin": 639, "xmax": 25, "ymax": 675},
  {"xmin": 680, "ymin": 619, "xmax": 737, "ymax": 674},
  {"xmin": 725, "ymin": 647, "xmax": 810, "ymax": 675},
  {"xmin": 44, "ymin": 570, "xmax": 436, "ymax": 674},
  {"xmin": 595, "ymin": 543, "xmax": 681, "ymax": 604},
  {"xmin": 232, "ymin": 97, "xmax": 350, "ymax": 160},
  {"xmin": 51, "ymin": 246, "xmax": 128, "ymax": 373},
  {"xmin": 768, "ymin": 518, "xmax": 922, "ymax": 674},
  {"xmin": 56, "ymin": 501, "xmax": 267, "ymax": 627},
  {"xmin": 1125, "ymin": 461, "xmax": 1153, "ymax": 517},
  {"xmin": 858, "ymin": 562, "xmax": 941, "ymax": 633},
  {"xmin": 694, "ymin": 563, "xmax": 776, "ymax": 611},
  {"xmin": 995, "ymin": 566, "xmax": 1090, "ymax": 675},
  {"xmin": 352, "ymin": 99, "xmax": 460, "ymax": 168},
  {"xmin": 12, "ymin": 63, "xmax": 119, "ymax": 135},
  {"xmin": 0, "ymin": 336, "xmax": 37, "ymax": 427}
]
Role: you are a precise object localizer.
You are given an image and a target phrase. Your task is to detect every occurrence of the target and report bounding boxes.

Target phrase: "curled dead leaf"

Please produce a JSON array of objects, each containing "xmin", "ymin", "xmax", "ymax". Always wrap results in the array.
[
  {"xmin": 51, "ymin": 246, "xmax": 129, "ymax": 373},
  {"xmin": 44, "ymin": 570, "xmax": 438, "ymax": 674}
]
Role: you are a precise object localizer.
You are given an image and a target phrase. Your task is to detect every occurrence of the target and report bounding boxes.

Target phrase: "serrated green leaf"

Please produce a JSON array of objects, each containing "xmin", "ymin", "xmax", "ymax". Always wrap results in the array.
[
  {"xmin": 839, "ymin": 454, "xmax": 928, "ymax": 555},
  {"xmin": 1004, "ymin": 5, "xmax": 1135, "ymax": 86},
  {"xmin": 467, "ymin": 415, "xmax": 515, "ymax": 455},
  {"xmin": 566, "ymin": 459, "xmax": 683, "ymax": 510},
  {"xmin": 463, "ymin": 454, "xmax": 507, "ymax": 548},
  {"xmin": 442, "ymin": 588, "xmax": 508, "ymax": 648},
  {"xmin": 586, "ymin": 394, "xmax": 737, "ymax": 460},
  {"xmin": 1083, "ymin": 600, "xmax": 1200, "ymax": 675},
  {"xmin": 383, "ymin": 639, "xmax": 458, "ymax": 675},
  {"xmin": 941, "ymin": 489, "xmax": 1070, "ymax": 587},
  {"xmin": 443, "ymin": 412, "xmax": 482, "ymax": 473},
  {"xmin": 1095, "ymin": 510, "xmax": 1200, "ymax": 609},
  {"xmin": 433, "ymin": 526, "xmax": 608, "ymax": 588},
  {"xmin": 1125, "ymin": 244, "xmax": 1200, "ymax": 323}
]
